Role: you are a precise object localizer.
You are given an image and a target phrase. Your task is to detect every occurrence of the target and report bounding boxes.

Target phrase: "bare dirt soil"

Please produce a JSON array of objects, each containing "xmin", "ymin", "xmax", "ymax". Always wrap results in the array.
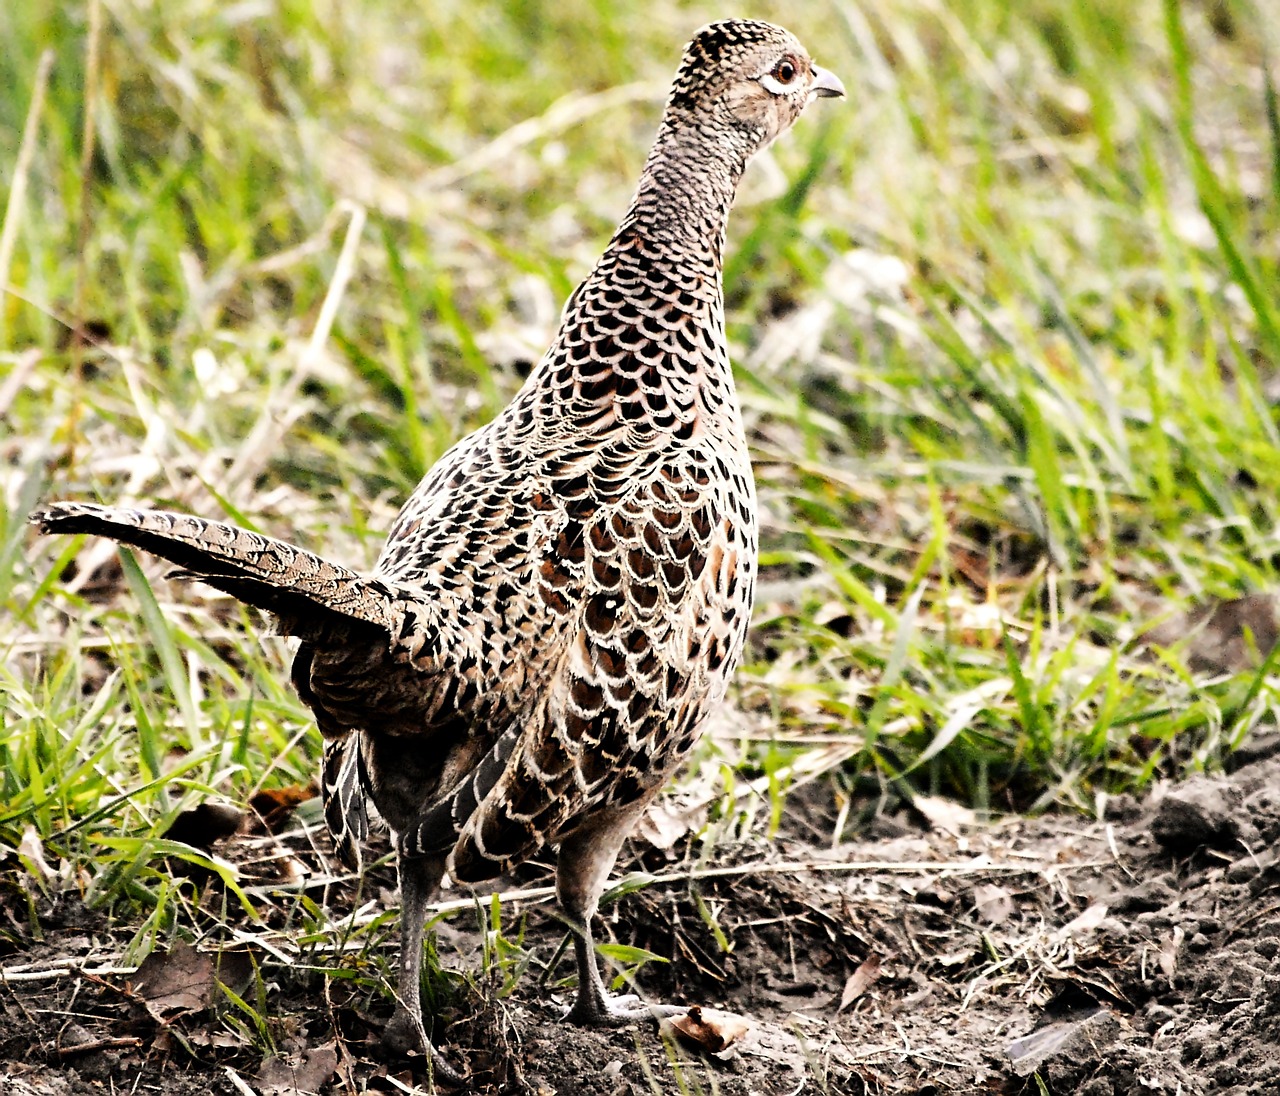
[{"xmin": 6, "ymin": 739, "xmax": 1280, "ymax": 1096}]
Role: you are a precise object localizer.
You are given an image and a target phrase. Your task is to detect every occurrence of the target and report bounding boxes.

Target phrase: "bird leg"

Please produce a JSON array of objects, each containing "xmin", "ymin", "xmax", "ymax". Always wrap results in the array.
[
  {"xmin": 382, "ymin": 852, "xmax": 465, "ymax": 1088},
  {"xmin": 556, "ymin": 813, "xmax": 686, "ymax": 1026}
]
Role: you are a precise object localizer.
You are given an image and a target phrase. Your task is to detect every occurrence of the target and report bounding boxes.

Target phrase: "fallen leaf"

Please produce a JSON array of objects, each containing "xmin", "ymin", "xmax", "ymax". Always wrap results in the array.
[
  {"xmin": 637, "ymin": 771, "xmax": 719, "ymax": 851},
  {"xmin": 257, "ymin": 1043, "xmax": 339, "ymax": 1095},
  {"xmin": 133, "ymin": 945, "xmax": 214, "ymax": 1018},
  {"xmin": 17, "ymin": 825, "xmax": 54, "ymax": 892},
  {"xmin": 186, "ymin": 1028, "xmax": 252, "ymax": 1051},
  {"xmin": 1158, "ymin": 926, "xmax": 1185, "ymax": 981},
  {"xmin": 269, "ymin": 854, "xmax": 309, "ymax": 886},
  {"xmin": 914, "ymin": 883, "xmax": 954, "ymax": 908},
  {"xmin": 836, "ymin": 954, "xmax": 881, "ymax": 1013},
  {"xmin": 163, "ymin": 802, "xmax": 245, "ymax": 849},
  {"xmin": 972, "ymin": 883, "xmax": 1014, "ymax": 924},
  {"xmin": 131, "ymin": 942, "xmax": 254, "ymax": 1022},
  {"xmin": 934, "ymin": 946, "xmax": 978, "ymax": 968},
  {"xmin": 668, "ymin": 1006, "xmax": 751, "ymax": 1056},
  {"xmin": 1007, "ymin": 1019, "xmax": 1088, "ymax": 1076},
  {"xmin": 637, "ymin": 800, "xmax": 705, "ymax": 851},
  {"xmin": 1052, "ymin": 903, "xmax": 1109, "ymax": 943},
  {"xmin": 249, "ymin": 784, "xmax": 318, "ymax": 834},
  {"xmin": 1007, "ymin": 995, "xmax": 1111, "ymax": 1077}
]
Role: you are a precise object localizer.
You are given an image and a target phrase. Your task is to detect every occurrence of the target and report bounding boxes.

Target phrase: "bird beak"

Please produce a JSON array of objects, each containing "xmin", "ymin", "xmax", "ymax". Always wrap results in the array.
[{"xmin": 810, "ymin": 65, "xmax": 846, "ymax": 99}]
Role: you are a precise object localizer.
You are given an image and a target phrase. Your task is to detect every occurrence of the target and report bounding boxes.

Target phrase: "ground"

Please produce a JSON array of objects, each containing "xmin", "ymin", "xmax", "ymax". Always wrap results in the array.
[
  {"xmin": 6, "ymin": 735, "xmax": 1280, "ymax": 1096},
  {"xmin": 4, "ymin": 3, "xmax": 1280, "ymax": 1095}
]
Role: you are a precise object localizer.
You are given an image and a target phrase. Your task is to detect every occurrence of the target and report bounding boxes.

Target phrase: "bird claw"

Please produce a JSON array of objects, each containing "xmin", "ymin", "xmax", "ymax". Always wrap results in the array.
[
  {"xmin": 382, "ymin": 1008, "xmax": 466, "ymax": 1089},
  {"xmin": 562, "ymin": 994, "xmax": 688, "ymax": 1028}
]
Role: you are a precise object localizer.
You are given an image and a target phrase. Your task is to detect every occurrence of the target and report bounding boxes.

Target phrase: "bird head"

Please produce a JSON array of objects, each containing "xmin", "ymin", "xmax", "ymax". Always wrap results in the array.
[{"xmin": 666, "ymin": 20, "xmax": 845, "ymax": 153}]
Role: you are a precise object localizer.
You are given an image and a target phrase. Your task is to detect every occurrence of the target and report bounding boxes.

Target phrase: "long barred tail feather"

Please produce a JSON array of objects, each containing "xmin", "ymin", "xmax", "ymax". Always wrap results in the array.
[
  {"xmin": 33, "ymin": 500, "xmax": 399, "ymax": 867},
  {"xmin": 31, "ymin": 501, "xmax": 400, "ymax": 640}
]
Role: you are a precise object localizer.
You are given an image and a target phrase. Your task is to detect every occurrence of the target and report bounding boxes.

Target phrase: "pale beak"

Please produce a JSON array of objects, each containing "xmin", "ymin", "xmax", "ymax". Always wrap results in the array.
[{"xmin": 810, "ymin": 65, "xmax": 846, "ymax": 99}]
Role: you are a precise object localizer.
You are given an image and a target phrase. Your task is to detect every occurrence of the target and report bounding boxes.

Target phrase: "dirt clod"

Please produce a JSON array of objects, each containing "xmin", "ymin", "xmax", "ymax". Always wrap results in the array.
[{"xmin": 1150, "ymin": 780, "xmax": 1241, "ymax": 852}]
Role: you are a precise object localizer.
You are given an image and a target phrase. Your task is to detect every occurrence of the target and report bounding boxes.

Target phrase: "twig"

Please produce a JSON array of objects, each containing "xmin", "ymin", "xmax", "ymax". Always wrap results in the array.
[
  {"xmin": 0, "ymin": 852, "xmax": 1070, "ymax": 987},
  {"xmin": 223, "ymin": 1067, "xmax": 261, "ymax": 1096},
  {"xmin": 0, "ymin": 49, "xmax": 54, "ymax": 336},
  {"xmin": 55, "ymin": 1035, "xmax": 145, "ymax": 1059},
  {"xmin": 421, "ymin": 81, "xmax": 663, "ymax": 191},
  {"xmin": 71, "ymin": 0, "xmax": 103, "ymax": 360},
  {"xmin": 0, "ymin": 349, "xmax": 41, "ymax": 419},
  {"xmin": 0, "ymin": 963, "xmax": 136, "ymax": 984}
]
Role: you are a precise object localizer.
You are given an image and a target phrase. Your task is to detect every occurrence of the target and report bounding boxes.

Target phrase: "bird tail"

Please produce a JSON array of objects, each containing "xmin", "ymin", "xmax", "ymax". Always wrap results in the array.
[
  {"xmin": 31, "ymin": 501, "xmax": 400, "ymax": 640},
  {"xmin": 322, "ymin": 735, "xmax": 373, "ymax": 870},
  {"xmin": 399, "ymin": 722, "xmax": 555, "ymax": 882}
]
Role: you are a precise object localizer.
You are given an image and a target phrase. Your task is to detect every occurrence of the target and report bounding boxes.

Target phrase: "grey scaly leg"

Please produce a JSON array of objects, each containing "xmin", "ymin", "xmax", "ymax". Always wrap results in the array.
[
  {"xmin": 382, "ymin": 853, "xmax": 465, "ymax": 1088},
  {"xmin": 556, "ymin": 814, "xmax": 684, "ymax": 1026}
]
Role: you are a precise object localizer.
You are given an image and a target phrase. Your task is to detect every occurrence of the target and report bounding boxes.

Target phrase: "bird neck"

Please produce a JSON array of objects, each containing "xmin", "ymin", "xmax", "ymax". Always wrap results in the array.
[
  {"xmin": 608, "ymin": 114, "xmax": 756, "ymax": 276},
  {"xmin": 507, "ymin": 114, "xmax": 760, "ymax": 450}
]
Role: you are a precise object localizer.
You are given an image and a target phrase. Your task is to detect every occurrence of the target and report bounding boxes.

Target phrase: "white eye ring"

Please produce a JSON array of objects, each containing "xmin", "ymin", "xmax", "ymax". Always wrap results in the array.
[{"xmin": 760, "ymin": 72, "xmax": 794, "ymax": 96}]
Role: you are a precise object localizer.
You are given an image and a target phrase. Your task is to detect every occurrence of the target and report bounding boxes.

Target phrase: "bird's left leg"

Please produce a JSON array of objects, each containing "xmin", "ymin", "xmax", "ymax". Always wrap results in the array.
[
  {"xmin": 382, "ymin": 852, "xmax": 465, "ymax": 1087},
  {"xmin": 555, "ymin": 808, "xmax": 686, "ymax": 1026}
]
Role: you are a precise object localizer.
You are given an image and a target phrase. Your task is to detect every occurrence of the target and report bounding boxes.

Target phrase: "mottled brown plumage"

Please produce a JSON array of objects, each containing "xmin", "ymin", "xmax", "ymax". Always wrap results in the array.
[{"xmin": 32, "ymin": 19, "xmax": 842, "ymax": 1085}]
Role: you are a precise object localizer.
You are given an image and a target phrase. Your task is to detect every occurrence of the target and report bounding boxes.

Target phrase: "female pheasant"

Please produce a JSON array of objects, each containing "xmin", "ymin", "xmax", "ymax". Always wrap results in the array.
[{"xmin": 33, "ymin": 19, "xmax": 843, "ymax": 1083}]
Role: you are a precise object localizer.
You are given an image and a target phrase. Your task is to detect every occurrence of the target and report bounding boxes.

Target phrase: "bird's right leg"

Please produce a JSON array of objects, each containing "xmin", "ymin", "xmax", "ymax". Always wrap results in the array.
[
  {"xmin": 556, "ymin": 811, "xmax": 686, "ymax": 1026},
  {"xmin": 382, "ymin": 852, "xmax": 464, "ymax": 1088}
]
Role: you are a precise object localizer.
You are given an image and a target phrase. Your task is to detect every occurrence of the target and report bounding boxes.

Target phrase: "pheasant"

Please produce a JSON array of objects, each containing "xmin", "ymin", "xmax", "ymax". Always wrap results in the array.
[{"xmin": 32, "ymin": 19, "xmax": 843, "ymax": 1084}]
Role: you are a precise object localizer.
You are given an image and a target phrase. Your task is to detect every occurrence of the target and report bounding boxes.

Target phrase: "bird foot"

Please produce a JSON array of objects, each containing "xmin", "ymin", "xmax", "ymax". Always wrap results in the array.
[
  {"xmin": 382, "ymin": 1007, "xmax": 466, "ymax": 1089},
  {"xmin": 562, "ymin": 993, "xmax": 689, "ymax": 1028}
]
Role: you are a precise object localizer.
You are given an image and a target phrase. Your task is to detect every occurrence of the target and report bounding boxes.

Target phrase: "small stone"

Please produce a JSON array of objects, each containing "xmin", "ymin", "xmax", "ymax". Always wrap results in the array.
[{"xmin": 1226, "ymin": 849, "xmax": 1274, "ymax": 883}]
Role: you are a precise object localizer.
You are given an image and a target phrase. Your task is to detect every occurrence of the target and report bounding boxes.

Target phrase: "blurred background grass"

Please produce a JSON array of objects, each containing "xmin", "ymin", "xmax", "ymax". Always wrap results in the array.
[{"xmin": 4, "ymin": 0, "xmax": 1280, "ymax": 921}]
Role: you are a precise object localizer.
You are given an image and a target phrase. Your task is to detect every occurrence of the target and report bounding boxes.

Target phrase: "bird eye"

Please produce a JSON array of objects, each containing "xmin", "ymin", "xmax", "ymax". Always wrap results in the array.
[{"xmin": 774, "ymin": 59, "xmax": 797, "ymax": 84}]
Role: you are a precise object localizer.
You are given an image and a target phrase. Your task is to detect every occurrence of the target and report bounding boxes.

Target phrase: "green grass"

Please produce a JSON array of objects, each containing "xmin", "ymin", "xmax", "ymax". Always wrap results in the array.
[{"xmin": 3, "ymin": 0, "xmax": 1280, "ymax": 1001}]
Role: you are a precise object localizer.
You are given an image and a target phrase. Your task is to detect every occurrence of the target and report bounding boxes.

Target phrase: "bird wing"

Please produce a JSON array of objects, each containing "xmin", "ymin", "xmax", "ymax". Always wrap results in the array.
[{"xmin": 442, "ymin": 463, "xmax": 748, "ymax": 881}]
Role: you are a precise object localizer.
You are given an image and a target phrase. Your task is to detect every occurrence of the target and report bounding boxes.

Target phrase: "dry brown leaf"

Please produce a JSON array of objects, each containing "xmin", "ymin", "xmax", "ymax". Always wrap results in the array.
[
  {"xmin": 163, "ymin": 802, "xmax": 245, "ymax": 849},
  {"xmin": 187, "ymin": 1028, "xmax": 252, "ymax": 1051},
  {"xmin": 132, "ymin": 945, "xmax": 215, "ymax": 1019},
  {"xmin": 250, "ymin": 784, "xmax": 319, "ymax": 834},
  {"xmin": 668, "ymin": 1006, "xmax": 751, "ymax": 1056},
  {"xmin": 973, "ymin": 883, "xmax": 1014, "ymax": 924},
  {"xmin": 257, "ymin": 1043, "xmax": 339, "ymax": 1095},
  {"xmin": 836, "ymin": 954, "xmax": 881, "ymax": 1013},
  {"xmin": 131, "ymin": 942, "xmax": 254, "ymax": 1022}
]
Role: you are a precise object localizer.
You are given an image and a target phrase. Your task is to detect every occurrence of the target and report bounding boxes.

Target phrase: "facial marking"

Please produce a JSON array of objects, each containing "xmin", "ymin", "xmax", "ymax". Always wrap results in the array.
[{"xmin": 759, "ymin": 55, "xmax": 801, "ymax": 96}]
